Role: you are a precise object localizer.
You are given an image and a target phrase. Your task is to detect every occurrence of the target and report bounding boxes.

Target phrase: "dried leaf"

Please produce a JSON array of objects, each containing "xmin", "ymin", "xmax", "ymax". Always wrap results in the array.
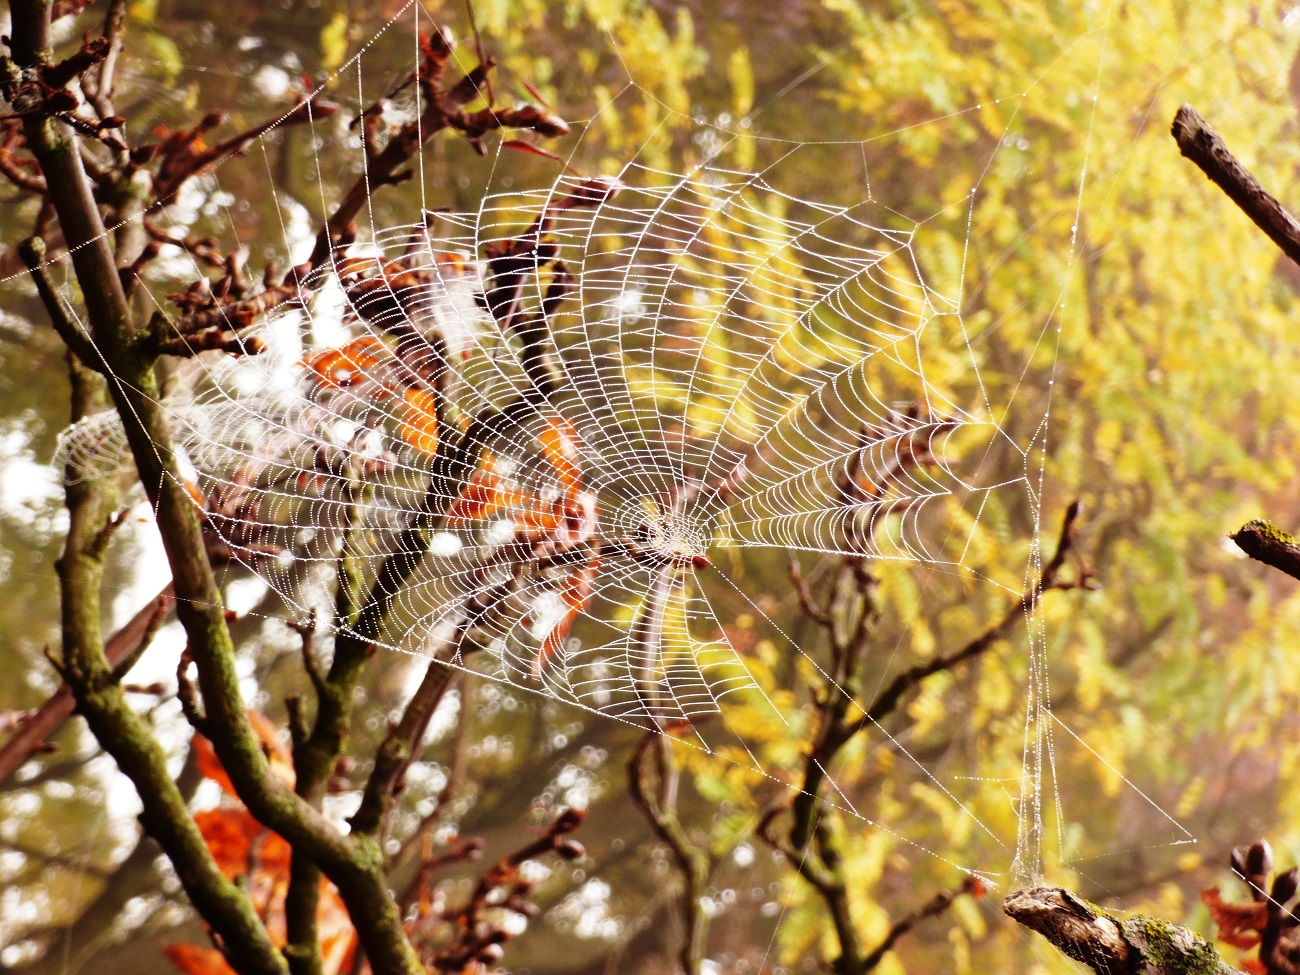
[
  {"xmin": 194, "ymin": 711, "xmax": 294, "ymax": 796},
  {"xmin": 533, "ymin": 558, "xmax": 600, "ymax": 676},
  {"xmin": 163, "ymin": 943, "xmax": 236, "ymax": 975},
  {"xmin": 446, "ymin": 455, "xmax": 525, "ymax": 521},
  {"xmin": 535, "ymin": 607, "xmax": 578, "ymax": 677},
  {"xmin": 318, "ymin": 885, "xmax": 358, "ymax": 975},
  {"xmin": 304, "ymin": 336, "xmax": 390, "ymax": 388},
  {"xmin": 539, "ymin": 416, "xmax": 581, "ymax": 491},
  {"xmin": 501, "ymin": 138, "xmax": 566, "ymax": 164},
  {"xmin": 399, "ymin": 388, "xmax": 439, "ymax": 456},
  {"xmin": 195, "ymin": 807, "xmax": 291, "ymax": 882},
  {"xmin": 1202, "ymin": 885, "xmax": 1266, "ymax": 950}
]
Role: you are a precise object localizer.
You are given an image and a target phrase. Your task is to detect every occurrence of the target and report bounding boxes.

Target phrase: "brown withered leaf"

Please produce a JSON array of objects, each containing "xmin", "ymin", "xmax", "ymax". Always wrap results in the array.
[{"xmin": 1202, "ymin": 885, "xmax": 1267, "ymax": 950}]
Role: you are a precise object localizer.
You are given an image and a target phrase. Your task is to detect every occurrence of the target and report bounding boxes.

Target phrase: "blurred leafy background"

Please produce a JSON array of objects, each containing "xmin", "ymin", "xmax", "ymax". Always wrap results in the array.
[{"xmin": 3, "ymin": 1, "xmax": 1300, "ymax": 974}]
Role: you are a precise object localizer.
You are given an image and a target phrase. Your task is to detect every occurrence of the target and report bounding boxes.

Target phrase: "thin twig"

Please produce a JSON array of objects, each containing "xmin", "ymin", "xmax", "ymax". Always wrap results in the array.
[
  {"xmin": 19, "ymin": 236, "xmax": 101, "ymax": 368},
  {"xmin": 847, "ymin": 499, "xmax": 1089, "ymax": 739},
  {"xmin": 860, "ymin": 877, "xmax": 984, "ymax": 970}
]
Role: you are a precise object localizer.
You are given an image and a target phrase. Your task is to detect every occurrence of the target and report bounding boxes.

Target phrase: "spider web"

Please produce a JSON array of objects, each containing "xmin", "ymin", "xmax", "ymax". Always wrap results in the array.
[
  {"xmin": 61, "ymin": 166, "xmax": 984, "ymax": 720},
  {"xmin": 44, "ymin": 0, "xmax": 1194, "ymax": 904}
]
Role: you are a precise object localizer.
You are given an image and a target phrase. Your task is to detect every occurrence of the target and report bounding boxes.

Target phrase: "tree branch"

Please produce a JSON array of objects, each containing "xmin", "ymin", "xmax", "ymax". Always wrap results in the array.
[
  {"xmin": 5, "ymin": 7, "xmax": 422, "ymax": 971},
  {"xmin": 1005, "ymin": 886, "xmax": 1242, "ymax": 975},
  {"xmin": 41, "ymin": 335, "xmax": 283, "ymax": 974},
  {"xmin": 0, "ymin": 585, "xmax": 172, "ymax": 784},
  {"xmin": 1231, "ymin": 519, "xmax": 1300, "ymax": 583},
  {"xmin": 19, "ymin": 235, "xmax": 101, "ymax": 368},
  {"xmin": 628, "ymin": 732, "xmax": 711, "ymax": 975},
  {"xmin": 349, "ymin": 658, "xmax": 458, "ymax": 837},
  {"xmin": 847, "ymin": 499, "xmax": 1088, "ymax": 739},
  {"xmin": 859, "ymin": 878, "xmax": 983, "ymax": 971},
  {"xmin": 1171, "ymin": 104, "xmax": 1300, "ymax": 269}
]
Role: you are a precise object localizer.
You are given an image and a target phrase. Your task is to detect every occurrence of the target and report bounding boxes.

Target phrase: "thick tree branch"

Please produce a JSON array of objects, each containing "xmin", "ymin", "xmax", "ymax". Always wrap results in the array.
[
  {"xmin": 5, "ymin": 14, "xmax": 283, "ymax": 957},
  {"xmin": 1005, "ymin": 886, "xmax": 1242, "ymax": 975},
  {"xmin": 43, "ymin": 337, "xmax": 283, "ymax": 974},
  {"xmin": 1171, "ymin": 104, "xmax": 1300, "ymax": 269}
]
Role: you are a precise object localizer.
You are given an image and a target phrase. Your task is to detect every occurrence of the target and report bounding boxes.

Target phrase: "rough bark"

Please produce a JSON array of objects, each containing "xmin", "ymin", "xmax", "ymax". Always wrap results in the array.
[
  {"xmin": 1171, "ymin": 104, "xmax": 1300, "ymax": 268},
  {"xmin": 1231, "ymin": 520, "xmax": 1300, "ymax": 583},
  {"xmin": 1005, "ymin": 887, "xmax": 1242, "ymax": 975}
]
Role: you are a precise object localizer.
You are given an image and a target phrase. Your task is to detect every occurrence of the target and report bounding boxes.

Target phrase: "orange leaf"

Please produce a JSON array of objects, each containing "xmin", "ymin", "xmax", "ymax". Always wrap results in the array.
[
  {"xmin": 399, "ymin": 388, "xmax": 439, "ymax": 456},
  {"xmin": 435, "ymin": 250, "xmax": 471, "ymax": 273},
  {"xmin": 1201, "ymin": 886, "xmax": 1266, "ymax": 950},
  {"xmin": 538, "ymin": 416, "xmax": 581, "ymax": 491},
  {"xmin": 195, "ymin": 711, "xmax": 294, "ymax": 797},
  {"xmin": 249, "ymin": 710, "xmax": 296, "ymax": 789},
  {"xmin": 195, "ymin": 807, "xmax": 256, "ymax": 879},
  {"xmin": 303, "ymin": 336, "xmax": 390, "ymax": 388},
  {"xmin": 181, "ymin": 476, "xmax": 207, "ymax": 511},
  {"xmin": 195, "ymin": 807, "xmax": 292, "ymax": 883},
  {"xmin": 561, "ymin": 557, "xmax": 600, "ymax": 610},
  {"xmin": 533, "ymin": 557, "xmax": 600, "ymax": 676},
  {"xmin": 192, "ymin": 734, "xmax": 235, "ymax": 797},
  {"xmin": 446, "ymin": 455, "xmax": 527, "ymax": 521},
  {"xmin": 334, "ymin": 257, "xmax": 379, "ymax": 279},
  {"xmin": 318, "ymin": 885, "xmax": 359, "ymax": 975},
  {"xmin": 163, "ymin": 943, "xmax": 236, "ymax": 975},
  {"xmin": 516, "ymin": 504, "xmax": 562, "ymax": 536},
  {"xmin": 501, "ymin": 138, "xmax": 566, "ymax": 166},
  {"xmin": 447, "ymin": 469, "xmax": 504, "ymax": 521}
]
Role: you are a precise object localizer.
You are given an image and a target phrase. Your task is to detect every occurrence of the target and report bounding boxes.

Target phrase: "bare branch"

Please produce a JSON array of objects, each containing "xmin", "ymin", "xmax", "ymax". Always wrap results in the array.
[
  {"xmin": 6, "ymin": 6, "xmax": 424, "ymax": 969},
  {"xmin": 847, "ymin": 499, "xmax": 1089, "ymax": 738},
  {"xmin": 349, "ymin": 658, "xmax": 458, "ymax": 836},
  {"xmin": 628, "ymin": 732, "xmax": 711, "ymax": 975},
  {"xmin": 860, "ymin": 877, "xmax": 984, "ymax": 970},
  {"xmin": 1171, "ymin": 104, "xmax": 1300, "ymax": 268},
  {"xmin": 18, "ymin": 236, "xmax": 100, "ymax": 368}
]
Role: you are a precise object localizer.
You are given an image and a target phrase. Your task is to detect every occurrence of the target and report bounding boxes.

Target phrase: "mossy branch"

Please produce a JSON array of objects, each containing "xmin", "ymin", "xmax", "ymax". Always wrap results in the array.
[
  {"xmin": 1005, "ymin": 886, "xmax": 1243, "ymax": 975},
  {"xmin": 1232, "ymin": 520, "xmax": 1300, "ymax": 583},
  {"xmin": 628, "ymin": 731, "xmax": 712, "ymax": 975},
  {"xmin": 5, "ymin": 5, "xmax": 424, "ymax": 972}
]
